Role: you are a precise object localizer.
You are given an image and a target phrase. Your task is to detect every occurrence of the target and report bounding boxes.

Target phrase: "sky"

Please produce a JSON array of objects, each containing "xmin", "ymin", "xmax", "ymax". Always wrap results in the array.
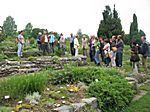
[{"xmin": 0, "ymin": 0, "xmax": 149, "ymax": 41}]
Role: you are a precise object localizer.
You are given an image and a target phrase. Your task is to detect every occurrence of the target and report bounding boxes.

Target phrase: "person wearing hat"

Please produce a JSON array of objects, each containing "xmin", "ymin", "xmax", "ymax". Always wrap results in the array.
[
  {"xmin": 37, "ymin": 32, "xmax": 42, "ymax": 51},
  {"xmin": 74, "ymin": 34, "xmax": 80, "ymax": 56},
  {"xmin": 82, "ymin": 35, "xmax": 88, "ymax": 56}
]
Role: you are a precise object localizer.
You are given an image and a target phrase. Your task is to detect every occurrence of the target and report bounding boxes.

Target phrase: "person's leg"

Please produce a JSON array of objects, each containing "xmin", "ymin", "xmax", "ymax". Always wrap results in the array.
[
  {"xmin": 52, "ymin": 42, "xmax": 54, "ymax": 53},
  {"xmin": 116, "ymin": 52, "xmax": 122, "ymax": 67},
  {"xmin": 142, "ymin": 56, "xmax": 148, "ymax": 74},
  {"xmin": 75, "ymin": 49, "xmax": 78, "ymax": 56},
  {"xmin": 90, "ymin": 49, "xmax": 93, "ymax": 62},
  {"xmin": 17, "ymin": 43, "xmax": 22, "ymax": 57},
  {"xmin": 94, "ymin": 51, "xmax": 100, "ymax": 65}
]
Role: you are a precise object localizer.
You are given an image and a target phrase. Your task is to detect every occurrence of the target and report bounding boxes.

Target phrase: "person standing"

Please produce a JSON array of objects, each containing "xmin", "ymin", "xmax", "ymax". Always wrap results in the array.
[
  {"xmin": 74, "ymin": 34, "xmax": 80, "ymax": 56},
  {"xmin": 59, "ymin": 33, "xmax": 66, "ymax": 55},
  {"xmin": 111, "ymin": 35, "xmax": 117, "ymax": 67},
  {"xmin": 17, "ymin": 30, "xmax": 25, "ymax": 57},
  {"xmin": 130, "ymin": 41, "xmax": 140, "ymax": 74},
  {"xmin": 37, "ymin": 32, "xmax": 42, "ymax": 51},
  {"xmin": 49, "ymin": 32, "xmax": 55, "ymax": 53},
  {"xmin": 94, "ymin": 37, "xmax": 100, "ymax": 65},
  {"xmin": 82, "ymin": 35, "xmax": 88, "ymax": 56},
  {"xmin": 99, "ymin": 37, "xmax": 105, "ymax": 62},
  {"xmin": 140, "ymin": 36, "xmax": 149, "ymax": 74},
  {"xmin": 89, "ymin": 36, "xmax": 95, "ymax": 62},
  {"xmin": 116, "ymin": 35, "xmax": 124, "ymax": 67},
  {"xmin": 103, "ymin": 38, "xmax": 111, "ymax": 66},
  {"xmin": 41, "ymin": 31, "xmax": 49, "ymax": 55},
  {"xmin": 70, "ymin": 33, "xmax": 75, "ymax": 56}
]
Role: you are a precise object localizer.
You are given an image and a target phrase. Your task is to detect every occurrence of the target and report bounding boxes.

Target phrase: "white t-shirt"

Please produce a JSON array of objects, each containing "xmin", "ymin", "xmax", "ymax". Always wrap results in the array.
[
  {"xmin": 74, "ymin": 38, "xmax": 79, "ymax": 49},
  {"xmin": 18, "ymin": 34, "xmax": 24, "ymax": 44},
  {"xmin": 104, "ymin": 43, "xmax": 110, "ymax": 54},
  {"xmin": 44, "ymin": 35, "xmax": 48, "ymax": 43}
]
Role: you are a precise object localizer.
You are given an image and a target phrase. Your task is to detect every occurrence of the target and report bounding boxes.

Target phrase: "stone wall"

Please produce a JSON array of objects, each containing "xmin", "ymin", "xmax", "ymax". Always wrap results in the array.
[{"xmin": 0, "ymin": 56, "xmax": 87, "ymax": 78}]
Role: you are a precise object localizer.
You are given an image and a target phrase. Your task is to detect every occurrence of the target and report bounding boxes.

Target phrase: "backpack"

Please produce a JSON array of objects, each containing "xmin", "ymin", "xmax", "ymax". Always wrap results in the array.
[{"xmin": 15, "ymin": 37, "xmax": 19, "ymax": 43}]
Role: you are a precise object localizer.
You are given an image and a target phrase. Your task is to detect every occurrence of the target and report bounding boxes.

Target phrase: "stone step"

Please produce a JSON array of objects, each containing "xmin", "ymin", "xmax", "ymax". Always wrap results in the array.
[
  {"xmin": 20, "ymin": 64, "xmax": 38, "ymax": 68},
  {"xmin": 19, "ymin": 68, "xmax": 41, "ymax": 73}
]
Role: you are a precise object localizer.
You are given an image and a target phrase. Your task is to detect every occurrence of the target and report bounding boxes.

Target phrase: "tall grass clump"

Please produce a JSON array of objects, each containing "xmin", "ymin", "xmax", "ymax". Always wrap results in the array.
[{"xmin": 0, "ymin": 71, "xmax": 48, "ymax": 101}]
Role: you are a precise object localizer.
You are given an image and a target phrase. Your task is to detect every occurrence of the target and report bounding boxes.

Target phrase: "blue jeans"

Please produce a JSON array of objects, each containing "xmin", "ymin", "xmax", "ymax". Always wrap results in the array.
[
  {"xmin": 17, "ymin": 43, "xmax": 23, "ymax": 57},
  {"xmin": 94, "ymin": 51, "xmax": 100, "ymax": 64},
  {"xmin": 104, "ymin": 57, "xmax": 111, "ymax": 66},
  {"xmin": 116, "ymin": 52, "xmax": 123, "ymax": 67}
]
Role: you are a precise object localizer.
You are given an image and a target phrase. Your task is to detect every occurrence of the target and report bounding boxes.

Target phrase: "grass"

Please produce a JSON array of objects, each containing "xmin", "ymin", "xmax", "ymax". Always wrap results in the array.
[
  {"xmin": 125, "ymin": 82, "xmax": 150, "ymax": 112},
  {"xmin": 0, "ymin": 71, "xmax": 48, "ymax": 103}
]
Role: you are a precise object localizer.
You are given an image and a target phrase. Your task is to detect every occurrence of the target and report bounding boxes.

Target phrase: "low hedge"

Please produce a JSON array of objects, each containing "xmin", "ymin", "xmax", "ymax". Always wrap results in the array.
[
  {"xmin": 49, "ymin": 66, "xmax": 124, "ymax": 84},
  {"xmin": 0, "ymin": 71, "xmax": 48, "ymax": 101},
  {"xmin": 88, "ymin": 76, "xmax": 134, "ymax": 112},
  {"xmin": 49, "ymin": 66, "xmax": 134, "ymax": 112}
]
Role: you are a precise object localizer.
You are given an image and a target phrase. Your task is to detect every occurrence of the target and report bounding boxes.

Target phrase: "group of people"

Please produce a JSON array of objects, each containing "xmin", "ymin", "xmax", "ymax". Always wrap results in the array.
[{"xmin": 16, "ymin": 30, "xmax": 149, "ymax": 74}]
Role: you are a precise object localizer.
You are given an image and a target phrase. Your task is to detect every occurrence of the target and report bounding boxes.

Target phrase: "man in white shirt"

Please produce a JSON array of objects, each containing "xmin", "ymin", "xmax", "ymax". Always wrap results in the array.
[{"xmin": 74, "ymin": 34, "xmax": 80, "ymax": 56}]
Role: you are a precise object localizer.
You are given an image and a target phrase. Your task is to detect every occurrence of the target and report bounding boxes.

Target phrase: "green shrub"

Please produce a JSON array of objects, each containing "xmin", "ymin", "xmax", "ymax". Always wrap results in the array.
[
  {"xmin": 30, "ymin": 38, "xmax": 35, "ymax": 45},
  {"xmin": 0, "ymin": 71, "xmax": 48, "ymax": 101},
  {"xmin": 0, "ymin": 53, "xmax": 8, "ymax": 61},
  {"xmin": 88, "ymin": 76, "xmax": 134, "ymax": 112},
  {"xmin": 50, "ymin": 66, "xmax": 124, "ymax": 84}
]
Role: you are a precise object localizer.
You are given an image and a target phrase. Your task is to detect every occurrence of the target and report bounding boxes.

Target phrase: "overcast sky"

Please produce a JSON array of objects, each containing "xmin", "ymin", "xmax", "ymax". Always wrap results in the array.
[{"xmin": 0, "ymin": 0, "xmax": 149, "ymax": 41}]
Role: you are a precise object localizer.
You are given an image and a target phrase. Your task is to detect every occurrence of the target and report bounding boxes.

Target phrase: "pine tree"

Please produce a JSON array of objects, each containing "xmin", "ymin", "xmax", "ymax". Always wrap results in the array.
[
  {"xmin": 129, "ymin": 14, "xmax": 145, "ymax": 44},
  {"xmin": 3, "ymin": 16, "xmax": 17, "ymax": 37},
  {"xmin": 24, "ymin": 23, "xmax": 33, "ymax": 38},
  {"xmin": 97, "ymin": 5, "xmax": 123, "ymax": 38}
]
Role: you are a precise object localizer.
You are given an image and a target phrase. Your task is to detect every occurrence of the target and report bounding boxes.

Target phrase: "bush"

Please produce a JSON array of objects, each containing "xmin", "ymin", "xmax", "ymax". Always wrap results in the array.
[
  {"xmin": 50, "ymin": 66, "xmax": 124, "ymax": 84},
  {"xmin": 0, "ymin": 71, "xmax": 48, "ymax": 101},
  {"xmin": 88, "ymin": 76, "xmax": 134, "ymax": 112}
]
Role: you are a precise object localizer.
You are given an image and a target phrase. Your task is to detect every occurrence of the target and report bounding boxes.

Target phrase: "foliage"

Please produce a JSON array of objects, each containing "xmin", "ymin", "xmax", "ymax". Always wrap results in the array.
[
  {"xmin": 88, "ymin": 76, "xmax": 134, "ymax": 112},
  {"xmin": 0, "ymin": 53, "xmax": 8, "ymax": 61},
  {"xmin": 125, "ymin": 82, "xmax": 150, "ymax": 112},
  {"xmin": 3, "ymin": 16, "xmax": 17, "ymax": 37},
  {"xmin": 0, "ymin": 71, "xmax": 48, "ymax": 102},
  {"xmin": 97, "ymin": 5, "xmax": 123, "ymax": 38},
  {"xmin": 0, "ymin": 106, "xmax": 12, "ymax": 112},
  {"xmin": 77, "ymin": 29, "xmax": 82, "ymax": 37},
  {"xmin": 49, "ymin": 66, "xmax": 124, "ymax": 85},
  {"xmin": 126, "ymin": 14, "xmax": 146, "ymax": 45},
  {"xmin": 31, "ymin": 28, "xmax": 48, "ymax": 39},
  {"xmin": 24, "ymin": 23, "xmax": 33, "ymax": 38},
  {"xmin": 29, "ymin": 37, "xmax": 35, "ymax": 45}
]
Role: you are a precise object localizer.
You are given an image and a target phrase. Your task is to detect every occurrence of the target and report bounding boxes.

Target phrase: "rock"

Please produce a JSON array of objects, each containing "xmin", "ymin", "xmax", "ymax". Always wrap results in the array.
[
  {"xmin": 71, "ymin": 103, "xmax": 86, "ymax": 111},
  {"xmin": 77, "ymin": 82, "xmax": 88, "ymax": 90},
  {"xmin": 20, "ymin": 109, "xmax": 31, "ymax": 112},
  {"xmin": 82, "ymin": 97, "xmax": 97, "ymax": 108},
  {"xmin": 125, "ymin": 77, "xmax": 138, "ymax": 82},
  {"xmin": 53, "ymin": 105, "xmax": 73, "ymax": 112},
  {"xmin": 132, "ymin": 90, "xmax": 147, "ymax": 101}
]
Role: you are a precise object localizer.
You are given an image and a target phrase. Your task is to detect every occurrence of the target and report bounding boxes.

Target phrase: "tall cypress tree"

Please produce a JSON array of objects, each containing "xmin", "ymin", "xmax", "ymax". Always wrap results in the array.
[
  {"xmin": 129, "ymin": 14, "xmax": 145, "ymax": 44},
  {"xmin": 97, "ymin": 5, "xmax": 123, "ymax": 38}
]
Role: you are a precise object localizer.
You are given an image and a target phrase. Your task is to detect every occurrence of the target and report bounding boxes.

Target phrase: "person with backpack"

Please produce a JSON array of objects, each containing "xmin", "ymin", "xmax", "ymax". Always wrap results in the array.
[
  {"xmin": 17, "ymin": 30, "xmax": 25, "ymax": 57},
  {"xmin": 140, "ymin": 36, "xmax": 149, "ymax": 74}
]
